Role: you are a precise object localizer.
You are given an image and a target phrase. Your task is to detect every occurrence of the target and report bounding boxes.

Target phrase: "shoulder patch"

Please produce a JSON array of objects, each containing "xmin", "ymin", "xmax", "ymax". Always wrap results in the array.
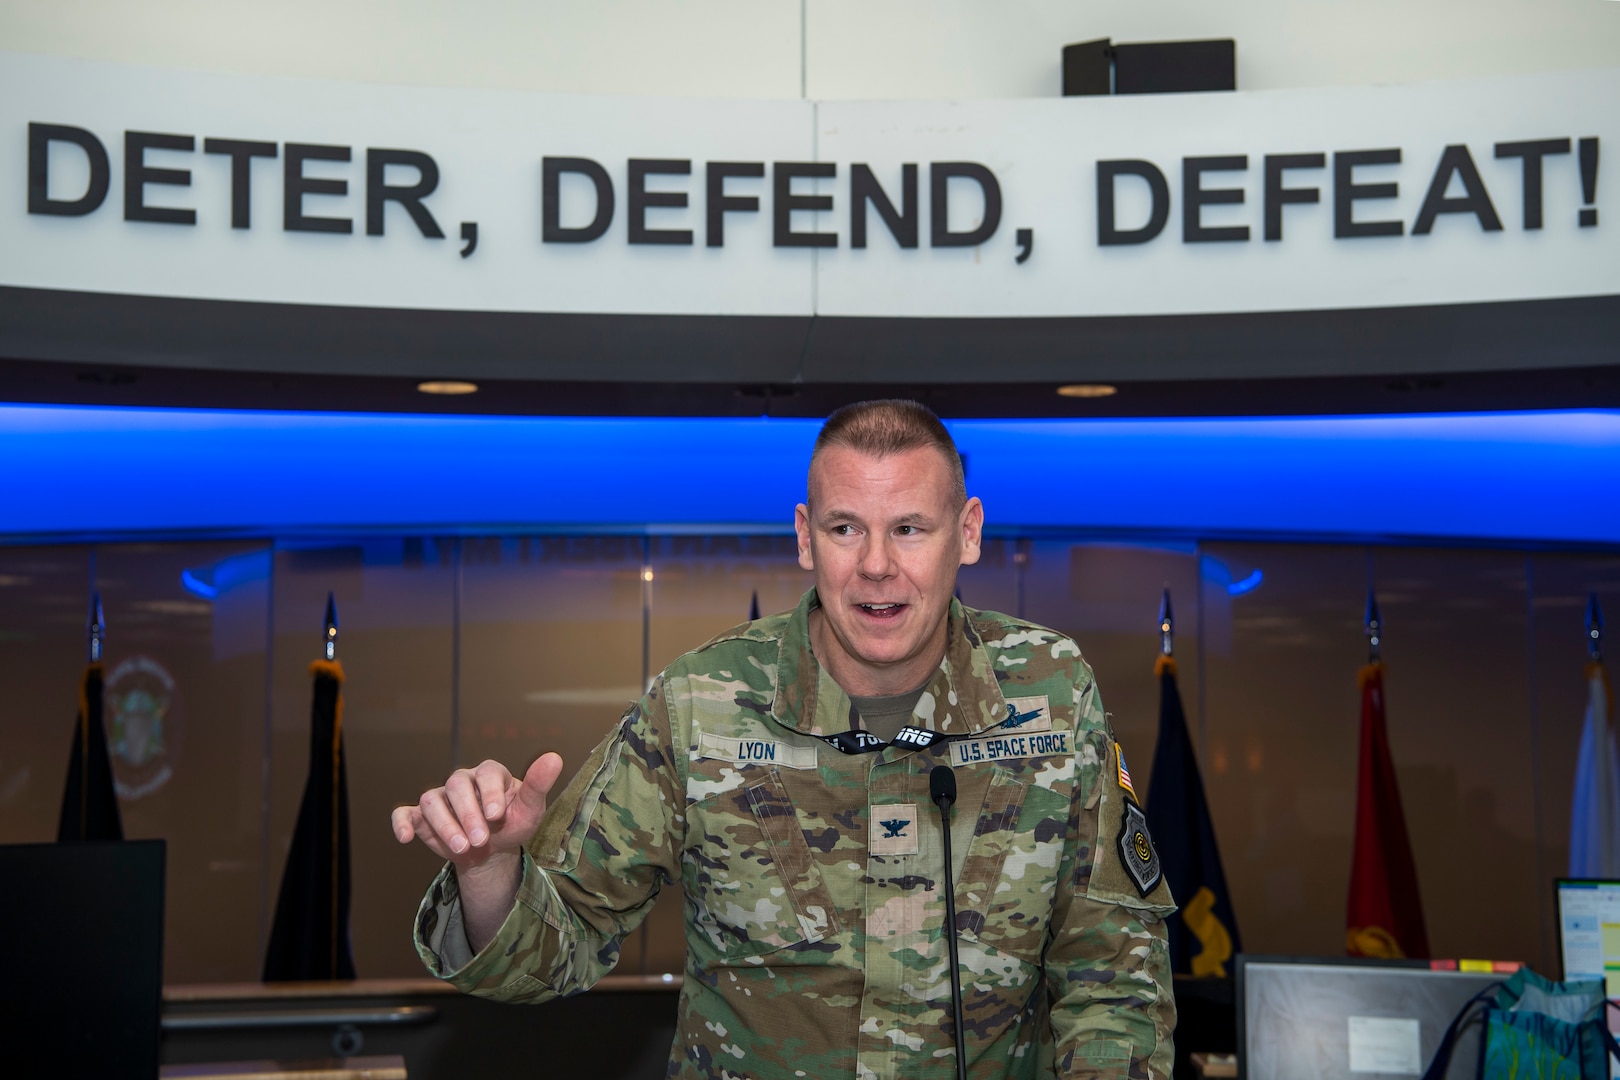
[
  {"xmin": 1117, "ymin": 801, "xmax": 1162, "ymax": 897},
  {"xmin": 1115, "ymin": 741, "xmax": 1138, "ymax": 802}
]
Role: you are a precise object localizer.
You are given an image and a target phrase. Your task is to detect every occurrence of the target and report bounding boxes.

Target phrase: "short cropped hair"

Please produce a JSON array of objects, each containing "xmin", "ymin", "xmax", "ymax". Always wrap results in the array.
[{"xmin": 808, "ymin": 399, "xmax": 966, "ymax": 507}]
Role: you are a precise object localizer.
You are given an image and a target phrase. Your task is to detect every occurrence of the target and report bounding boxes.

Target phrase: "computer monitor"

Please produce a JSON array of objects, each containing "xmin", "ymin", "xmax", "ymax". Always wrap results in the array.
[
  {"xmin": 1556, "ymin": 878, "xmax": 1620, "ymax": 992},
  {"xmin": 0, "ymin": 839, "xmax": 166, "ymax": 1080},
  {"xmin": 1236, "ymin": 955, "xmax": 1501, "ymax": 1080}
]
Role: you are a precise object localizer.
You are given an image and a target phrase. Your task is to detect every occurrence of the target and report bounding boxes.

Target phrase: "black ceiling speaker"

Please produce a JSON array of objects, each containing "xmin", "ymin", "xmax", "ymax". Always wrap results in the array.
[
  {"xmin": 1063, "ymin": 38, "xmax": 1236, "ymax": 96},
  {"xmin": 1061, "ymin": 38, "xmax": 1114, "ymax": 96}
]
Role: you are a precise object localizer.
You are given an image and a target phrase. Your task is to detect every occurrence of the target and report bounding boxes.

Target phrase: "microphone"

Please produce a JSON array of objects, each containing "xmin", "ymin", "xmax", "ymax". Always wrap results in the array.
[{"xmin": 931, "ymin": 765, "xmax": 968, "ymax": 1080}]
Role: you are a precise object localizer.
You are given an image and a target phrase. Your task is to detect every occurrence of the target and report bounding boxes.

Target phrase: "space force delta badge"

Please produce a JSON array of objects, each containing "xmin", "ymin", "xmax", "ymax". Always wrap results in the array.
[{"xmin": 1118, "ymin": 800, "xmax": 1163, "ymax": 897}]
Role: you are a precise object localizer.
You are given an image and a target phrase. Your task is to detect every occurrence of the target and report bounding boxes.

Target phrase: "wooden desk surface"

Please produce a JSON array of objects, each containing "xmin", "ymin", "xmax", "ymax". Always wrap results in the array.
[{"xmin": 160, "ymin": 1056, "xmax": 406, "ymax": 1080}]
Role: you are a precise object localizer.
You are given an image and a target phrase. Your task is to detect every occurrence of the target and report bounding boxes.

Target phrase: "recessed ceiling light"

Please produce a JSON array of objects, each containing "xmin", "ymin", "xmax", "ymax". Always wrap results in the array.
[
  {"xmin": 416, "ymin": 380, "xmax": 479, "ymax": 395},
  {"xmin": 1056, "ymin": 383, "xmax": 1117, "ymax": 399}
]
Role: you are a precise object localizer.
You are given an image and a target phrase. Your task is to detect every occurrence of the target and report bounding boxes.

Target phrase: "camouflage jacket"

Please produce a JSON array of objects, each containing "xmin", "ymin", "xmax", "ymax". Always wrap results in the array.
[{"xmin": 416, "ymin": 589, "xmax": 1177, "ymax": 1079}]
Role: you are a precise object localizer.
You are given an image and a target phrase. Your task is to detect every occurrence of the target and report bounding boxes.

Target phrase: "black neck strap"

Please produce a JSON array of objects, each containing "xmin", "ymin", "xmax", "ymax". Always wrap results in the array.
[{"xmin": 816, "ymin": 725, "xmax": 958, "ymax": 755}]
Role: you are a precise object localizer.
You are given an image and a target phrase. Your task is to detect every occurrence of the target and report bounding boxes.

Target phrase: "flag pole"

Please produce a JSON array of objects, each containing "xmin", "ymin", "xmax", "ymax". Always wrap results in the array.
[
  {"xmin": 324, "ymin": 591, "xmax": 339, "ymax": 661},
  {"xmin": 1365, "ymin": 587, "xmax": 1382, "ymax": 664},
  {"xmin": 1158, "ymin": 586, "xmax": 1173, "ymax": 657},
  {"xmin": 87, "ymin": 591, "xmax": 104, "ymax": 663},
  {"xmin": 1590, "ymin": 593, "xmax": 1604, "ymax": 662},
  {"xmin": 322, "ymin": 593, "xmax": 340, "ymax": 977},
  {"xmin": 80, "ymin": 592, "xmax": 105, "ymax": 835}
]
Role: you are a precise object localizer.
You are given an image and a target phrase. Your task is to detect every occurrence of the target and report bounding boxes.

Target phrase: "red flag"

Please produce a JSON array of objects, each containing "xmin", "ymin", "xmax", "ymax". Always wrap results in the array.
[{"xmin": 1346, "ymin": 661, "xmax": 1429, "ymax": 958}]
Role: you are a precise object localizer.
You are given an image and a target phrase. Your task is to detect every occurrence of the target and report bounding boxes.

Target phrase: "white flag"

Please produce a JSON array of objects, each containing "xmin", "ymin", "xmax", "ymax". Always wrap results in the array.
[{"xmin": 1569, "ymin": 663, "xmax": 1619, "ymax": 877}]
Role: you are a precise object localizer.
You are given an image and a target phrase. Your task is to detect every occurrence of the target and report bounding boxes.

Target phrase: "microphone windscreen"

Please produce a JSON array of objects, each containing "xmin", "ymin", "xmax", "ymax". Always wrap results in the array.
[{"xmin": 930, "ymin": 764, "xmax": 957, "ymax": 808}]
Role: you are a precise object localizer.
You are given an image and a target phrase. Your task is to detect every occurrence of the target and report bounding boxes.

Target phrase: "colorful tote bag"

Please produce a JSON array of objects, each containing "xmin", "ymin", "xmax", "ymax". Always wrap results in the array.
[{"xmin": 1422, "ymin": 968, "xmax": 1620, "ymax": 1080}]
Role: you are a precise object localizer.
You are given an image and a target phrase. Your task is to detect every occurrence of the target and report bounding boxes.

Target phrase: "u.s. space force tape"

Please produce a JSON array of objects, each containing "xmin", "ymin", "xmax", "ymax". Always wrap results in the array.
[{"xmin": 949, "ymin": 729, "xmax": 1072, "ymax": 766}]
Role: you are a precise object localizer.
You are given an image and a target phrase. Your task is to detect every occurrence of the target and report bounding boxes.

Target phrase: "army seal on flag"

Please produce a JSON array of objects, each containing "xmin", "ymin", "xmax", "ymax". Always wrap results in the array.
[
  {"xmin": 106, "ymin": 655, "xmax": 184, "ymax": 800},
  {"xmin": 1119, "ymin": 799, "xmax": 1163, "ymax": 897}
]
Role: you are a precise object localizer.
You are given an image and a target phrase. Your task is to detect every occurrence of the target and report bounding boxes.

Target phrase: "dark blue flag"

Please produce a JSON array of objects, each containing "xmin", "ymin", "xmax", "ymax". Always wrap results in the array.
[{"xmin": 1144, "ymin": 655, "xmax": 1240, "ymax": 976}]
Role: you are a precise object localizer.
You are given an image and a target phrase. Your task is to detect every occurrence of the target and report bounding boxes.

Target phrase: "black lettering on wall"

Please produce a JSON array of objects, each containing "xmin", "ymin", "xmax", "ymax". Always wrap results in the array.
[
  {"xmin": 1096, "ymin": 160, "xmax": 1168, "ymax": 245},
  {"xmin": 1182, "ymin": 155, "xmax": 1248, "ymax": 242},
  {"xmin": 1412, "ymin": 144, "xmax": 1502, "ymax": 235},
  {"xmin": 124, "ymin": 131, "xmax": 195, "ymax": 225},
  {"xmin": 1494, "ymin": 138, "xmax": 1570, "ymax": 230},
  {"xmin": 1577, "ymin": 137, "xmax": 1599, "ymax": 227},
  {"xmin": 774, "ymin": 162, "xmax": 836, "ymax": 248},
  {"xmin": 202, "ymin": 138, "xmax": 276, "ymax": 229},
  {"xmin": 850, "ymin": 163, "xmax": 918, "ymax": 249},
  {"xmin": 628, "ymin": 159, "xmax": 693, "ymax": 245},
  {"xmin": 1262, "ymin": 152, "xmax": 1324, "ymax": 241},
  {"xmin": 284, "ymin": 143, "xmax": 352, "ymax": 233},
  {"xmin": 27, "ymin": 123, "xmax": 109, "ymax": 217},
  {"xmin": 542, "ymin": 157, "xmax": 614, "ymax": 243},
  {"xmin": 930, "ymin": 163, "xmax": 1000, "ymax": 247},
  {"xmin": 1333, "ymin": 149, "xmax": 1403, "ymax": 238},
  {"xmin": 706, "ymin": 162, "xmax": 764, "ymax": 247},
  {"xmin": 366, "ymin": 149, "xmax": 445, "ymax": 238}
]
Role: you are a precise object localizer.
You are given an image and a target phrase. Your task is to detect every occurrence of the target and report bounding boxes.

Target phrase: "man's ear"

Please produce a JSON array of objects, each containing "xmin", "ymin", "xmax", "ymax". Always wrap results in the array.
[
  {"xmin": 959, "ymin": 496, "xmax": 984, "ymax": 566},
  {"xmin": 795, "ymin": 503, "xmax": 815, "ymax": 570}
]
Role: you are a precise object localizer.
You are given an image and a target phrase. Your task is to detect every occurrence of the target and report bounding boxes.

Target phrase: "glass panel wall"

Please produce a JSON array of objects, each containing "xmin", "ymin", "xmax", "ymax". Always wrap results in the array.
[
  {"xmin": 4, "ymin": 532, "xmax": 1615, "ymax": 981},
  {"xmin": 0, "ymin": 541, "xmax": 271, "ymax": 984},
  {"xmin": 458, "ymin": 536, "xmax": 650, "ymax": 972}
]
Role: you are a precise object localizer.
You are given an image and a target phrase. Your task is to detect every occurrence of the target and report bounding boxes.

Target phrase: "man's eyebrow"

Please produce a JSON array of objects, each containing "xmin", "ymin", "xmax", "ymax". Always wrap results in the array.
[{"xmin": 817, "ymin": 509, "xmax": 937, "ymax": 529}]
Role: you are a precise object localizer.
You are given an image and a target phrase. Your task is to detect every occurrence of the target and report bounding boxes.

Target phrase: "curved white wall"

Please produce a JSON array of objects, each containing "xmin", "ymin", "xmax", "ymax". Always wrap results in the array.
[{"xmin": 4, "ymin": 0, "xmax": 1619, "ymax": 99}]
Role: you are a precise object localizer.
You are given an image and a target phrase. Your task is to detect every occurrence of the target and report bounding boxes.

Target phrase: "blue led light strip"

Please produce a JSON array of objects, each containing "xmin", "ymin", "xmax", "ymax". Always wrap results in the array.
[{"xmin": 1, "ymin": 405, "xmax": 1616, "ymax": 545}]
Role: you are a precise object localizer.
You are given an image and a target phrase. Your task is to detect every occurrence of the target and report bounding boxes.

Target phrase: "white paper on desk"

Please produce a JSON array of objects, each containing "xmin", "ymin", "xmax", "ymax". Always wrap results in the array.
[{"xmin": 1347, "ymin": 1016, "xmax": 1422, "ymax": 1075}]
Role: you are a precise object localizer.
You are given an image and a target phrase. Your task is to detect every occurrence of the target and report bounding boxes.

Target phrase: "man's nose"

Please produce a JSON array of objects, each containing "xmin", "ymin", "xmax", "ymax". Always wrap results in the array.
[{"xmin": 858, "ymin": 536, "xmax": 895, "ymax": 578}]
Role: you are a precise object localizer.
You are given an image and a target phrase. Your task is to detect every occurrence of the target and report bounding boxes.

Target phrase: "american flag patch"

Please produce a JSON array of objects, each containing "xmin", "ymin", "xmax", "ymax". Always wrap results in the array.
[{"xmin": 1116, "ymin": 742, "xmax": 1138, "ymax": 802}]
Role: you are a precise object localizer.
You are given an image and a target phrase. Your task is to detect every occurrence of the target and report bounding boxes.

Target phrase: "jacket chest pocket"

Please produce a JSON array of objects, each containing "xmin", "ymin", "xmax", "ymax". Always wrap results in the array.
[
  {"xmin": 954, "ymin": 765, "xmax": 1064, "ymax": 973},
  {"xmin": 685, "ymin": 768, "xmax": 842, "ymax": 962}
]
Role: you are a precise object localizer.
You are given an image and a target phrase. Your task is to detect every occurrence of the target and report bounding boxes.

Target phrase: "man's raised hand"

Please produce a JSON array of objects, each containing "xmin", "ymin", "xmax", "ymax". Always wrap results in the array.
[{"xmin": 392, "ymin": 753, "xmax": 564, "ymax": 871}]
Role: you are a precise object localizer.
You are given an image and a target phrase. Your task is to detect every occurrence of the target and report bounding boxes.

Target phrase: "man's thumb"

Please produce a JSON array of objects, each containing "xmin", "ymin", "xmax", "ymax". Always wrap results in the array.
[{"xmin": 515, "ymin": 752, "xmax": 565, "ymax": 817}]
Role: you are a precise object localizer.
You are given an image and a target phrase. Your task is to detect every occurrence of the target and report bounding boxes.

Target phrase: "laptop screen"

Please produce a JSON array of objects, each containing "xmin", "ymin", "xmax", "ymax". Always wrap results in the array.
[
  {"xmin": 0, "ymin": 839, "xmax": 166, "ymax": 1080},
  {"xmin": 1556, "ymin": 877, "xmax": 1620, "ymax": 991}
]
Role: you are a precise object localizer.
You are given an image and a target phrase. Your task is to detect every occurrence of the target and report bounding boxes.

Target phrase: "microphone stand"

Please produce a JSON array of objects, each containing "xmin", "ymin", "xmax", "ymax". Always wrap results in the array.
[{"xmin": 932, "ymin": 765, "xmax": 968, "ymax": 1080}]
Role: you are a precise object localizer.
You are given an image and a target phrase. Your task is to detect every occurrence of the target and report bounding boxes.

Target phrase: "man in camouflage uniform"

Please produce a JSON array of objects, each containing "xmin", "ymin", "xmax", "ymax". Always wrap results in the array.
[{"xmin": 394, "ymin": 400, "xmax": 1177, "ymax": 1078}]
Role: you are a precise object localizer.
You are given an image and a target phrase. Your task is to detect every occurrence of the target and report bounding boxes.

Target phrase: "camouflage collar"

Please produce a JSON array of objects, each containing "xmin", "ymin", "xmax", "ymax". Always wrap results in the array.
[{"xmin": 769, "ymin": 588, "xmax": 1008, "ymax": 740}]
